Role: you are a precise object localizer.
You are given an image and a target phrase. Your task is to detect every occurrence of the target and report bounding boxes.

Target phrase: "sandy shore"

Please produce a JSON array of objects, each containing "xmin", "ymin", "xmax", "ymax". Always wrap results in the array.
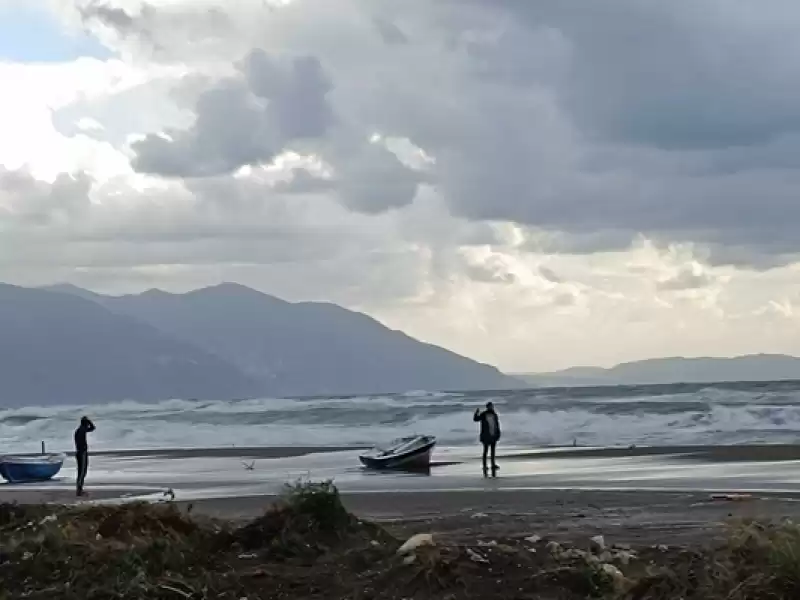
[
  {"xmin": 5, "ymin": 443, "xmax": 800, "ymax": 549},
  {"xmin": 170, "ymin": 488, "xmax": 800, "ymax": 547},
  {"xmin": 4, "ymin": 486, "xmax": 800, "ymax": 549}
]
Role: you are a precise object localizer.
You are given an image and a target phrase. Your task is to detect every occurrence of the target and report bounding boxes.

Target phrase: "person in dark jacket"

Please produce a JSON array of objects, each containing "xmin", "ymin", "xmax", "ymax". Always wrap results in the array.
[
  {"xmin": 74, "ymin": 416, "xmax": 96, "ymax": 497},
  {"xmin": 473, "ymin": 402, "xmax": 500, "ymax": 475}
]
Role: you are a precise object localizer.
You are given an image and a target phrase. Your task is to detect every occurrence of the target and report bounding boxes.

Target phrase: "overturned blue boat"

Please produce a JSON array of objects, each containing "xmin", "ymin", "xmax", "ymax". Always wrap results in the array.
[{"xmin": 0, "ymin": 453, "xmax": 66, "ymax": 483}]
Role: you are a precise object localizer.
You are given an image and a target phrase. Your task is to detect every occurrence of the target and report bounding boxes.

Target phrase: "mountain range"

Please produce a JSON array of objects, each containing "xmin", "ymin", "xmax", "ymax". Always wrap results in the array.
[
  {"xmin": 0, "ymin": 282, "xmax": 516, "ymax": 406},
  {"xmin": 515, "ymin": 354, "xmax": 800, "ymax": 387}
]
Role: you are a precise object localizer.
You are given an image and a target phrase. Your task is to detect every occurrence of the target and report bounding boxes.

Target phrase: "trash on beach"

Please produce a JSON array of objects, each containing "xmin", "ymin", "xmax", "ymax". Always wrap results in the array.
[
  {"xmin": 237, "ymin": 553, "xmax": 258, "ymax": 560},
  {"xmin": 470, "ymin": 511, "xmax": 489, "ymax": 519},
  {"xmin": 655, "ymin": 544, "xmax": 669, "ymax": 552},
  {"xmin": 466, "ymin": 548, "xmax": 489, "ymax": 564},
  {"xmin": 396, "ymin": 533, "xmax": 435, "ymax": 555},
  {"xmin": 38, "ymin": 514, "xmax": 57, "ymax": 525},
  {"xmin": 710, "ymin": 493, "xmax": 755, "ymax": 502}
]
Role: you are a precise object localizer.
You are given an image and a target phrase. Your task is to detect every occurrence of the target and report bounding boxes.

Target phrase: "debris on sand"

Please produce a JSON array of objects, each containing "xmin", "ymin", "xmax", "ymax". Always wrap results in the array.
[
  {"xmin": 524, "ymin": 534, "xmax": 542, "ymax": 544},
  {"xmin": 397, "ymin": 533, "xmax": 435, "ymax": 555}
]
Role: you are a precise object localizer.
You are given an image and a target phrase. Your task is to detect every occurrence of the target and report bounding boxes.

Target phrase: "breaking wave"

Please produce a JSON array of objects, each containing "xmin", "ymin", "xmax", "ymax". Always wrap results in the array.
[{"xmin": 3, "ymin": 381, "xmax": 800, "ymax": 453}]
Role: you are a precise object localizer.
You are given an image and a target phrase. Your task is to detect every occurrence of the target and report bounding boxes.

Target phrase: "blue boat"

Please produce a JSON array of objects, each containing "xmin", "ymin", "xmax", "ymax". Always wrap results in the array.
[{"xmin": 0, "ymin": 453, "xmax": 66, "ymax": 483}]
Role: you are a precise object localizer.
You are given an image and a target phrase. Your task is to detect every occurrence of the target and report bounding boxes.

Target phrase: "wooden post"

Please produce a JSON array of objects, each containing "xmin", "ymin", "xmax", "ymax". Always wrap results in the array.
[{"xmin": 41, "ymin": 441, "xmax": 45, "ymax": 455}]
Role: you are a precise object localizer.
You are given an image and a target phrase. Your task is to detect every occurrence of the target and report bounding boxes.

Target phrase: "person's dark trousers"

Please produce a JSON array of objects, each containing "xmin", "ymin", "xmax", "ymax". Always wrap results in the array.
[
  {"xmin": 75, "ymin": 451, "xmax": 89, "ymax": 496},
  {"xmin": 482, "ymin": 441, "xmax": 497, "ymax": 473}
]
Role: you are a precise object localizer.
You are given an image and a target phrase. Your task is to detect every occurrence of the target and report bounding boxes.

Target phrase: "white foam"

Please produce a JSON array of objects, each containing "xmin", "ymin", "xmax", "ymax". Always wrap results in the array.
[{"xmin": 4, "ymin": 387, "xmax": 800, "ymax": 453}]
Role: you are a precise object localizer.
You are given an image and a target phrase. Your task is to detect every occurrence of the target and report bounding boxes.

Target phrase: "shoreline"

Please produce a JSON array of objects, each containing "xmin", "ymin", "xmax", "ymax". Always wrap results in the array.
[
  {"xmin": 15, "ymin": 441, "xmax": 800, "ymax": 461},
  {"xmin": 6, "ymin": 442, "xmax": 800, "ymax": 550},
  {"xmin": 4, "ymin": 486, "xmax": 800, "ymax": 549}
]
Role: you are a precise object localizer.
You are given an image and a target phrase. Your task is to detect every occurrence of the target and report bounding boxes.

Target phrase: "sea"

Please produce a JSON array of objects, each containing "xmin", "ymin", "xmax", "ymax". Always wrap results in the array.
[{"xmin": 3, "ymin": 380, "xmax": 800, "ymax": 455}]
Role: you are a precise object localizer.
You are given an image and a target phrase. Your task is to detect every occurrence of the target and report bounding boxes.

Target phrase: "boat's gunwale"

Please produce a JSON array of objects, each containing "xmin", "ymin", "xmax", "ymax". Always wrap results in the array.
[
  {"xmin": 0, "ymin": 453, "xmax": 67, "ymax": 466},
  {"xmin": 359, "ymin": 437, "xmax": 436, "ymax": 470}
]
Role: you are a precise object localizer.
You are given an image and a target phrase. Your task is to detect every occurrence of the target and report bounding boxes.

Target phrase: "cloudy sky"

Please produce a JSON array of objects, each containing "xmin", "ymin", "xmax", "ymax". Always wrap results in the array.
[{"xmin": 2, "ymin": 0, "xmax": 800, "ymax": 373}]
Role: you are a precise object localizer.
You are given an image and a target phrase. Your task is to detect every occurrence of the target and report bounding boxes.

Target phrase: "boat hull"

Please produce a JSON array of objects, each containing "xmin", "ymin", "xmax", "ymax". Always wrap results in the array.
[
  {"xmin": 359, "ymin": 438, "xmax": 436, "ymax": 471},
  {"xmin": 0, "ymin": 454, "xmax": 65, "ymax": 483}
]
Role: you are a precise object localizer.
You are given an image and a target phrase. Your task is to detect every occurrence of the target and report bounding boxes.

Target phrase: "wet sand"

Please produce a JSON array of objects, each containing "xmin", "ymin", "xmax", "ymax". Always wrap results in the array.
[{"xmin": 5, "ymin": 443, "xmax": 800, "ymax": 548}]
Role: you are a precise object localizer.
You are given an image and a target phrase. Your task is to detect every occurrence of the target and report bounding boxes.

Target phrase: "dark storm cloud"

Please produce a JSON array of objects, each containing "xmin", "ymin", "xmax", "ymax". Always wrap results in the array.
[
  {"xmin": 457, "ymin": 0, "xmax": 800, "ymax": 150},
  {"xmin": 354, "ymin": 0, "xmax": 800, "ymax": 263},
  {"xmin": 73, "ymin": 0, "xmax": 800, "ymax": 265},
  {"xmin": 331, "ymin": 142, "xmax": 427, "ymax": 213},
  {"xmin": 132, "ymin": 50, "xmax": 335, "ymax": 177}
]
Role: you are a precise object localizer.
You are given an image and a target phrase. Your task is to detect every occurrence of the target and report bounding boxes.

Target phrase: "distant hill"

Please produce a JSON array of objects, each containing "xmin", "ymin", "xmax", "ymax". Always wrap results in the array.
[
  {"xmin": 0, "ymin": 284, "xmax": 263, "ymax": 406},
  {"xmin": 45, "ymin": 282, "xmax": 519, "ymax": 399},
  {"xmin": 515, "ymin": 354, "xmax": 800, "ymax": 387}
]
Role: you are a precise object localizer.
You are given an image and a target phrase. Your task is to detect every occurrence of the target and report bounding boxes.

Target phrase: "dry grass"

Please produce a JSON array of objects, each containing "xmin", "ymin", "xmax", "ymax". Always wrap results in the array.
[{"xmin": 3, "ymin": 483, "xmax": 800, "ymax": 600}]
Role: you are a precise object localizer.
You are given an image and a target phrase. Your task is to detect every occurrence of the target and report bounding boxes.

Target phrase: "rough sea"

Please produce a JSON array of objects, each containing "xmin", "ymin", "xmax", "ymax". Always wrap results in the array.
[{"xmin": 2, "ymin": 381, "xmax": 800, "ymax": 454}]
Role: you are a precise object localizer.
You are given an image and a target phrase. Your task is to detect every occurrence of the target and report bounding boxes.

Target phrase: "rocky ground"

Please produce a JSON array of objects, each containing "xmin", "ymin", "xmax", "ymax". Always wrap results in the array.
[{"xmin": 2, "ymin": 481, "xmax": 800, "ymax": 599}]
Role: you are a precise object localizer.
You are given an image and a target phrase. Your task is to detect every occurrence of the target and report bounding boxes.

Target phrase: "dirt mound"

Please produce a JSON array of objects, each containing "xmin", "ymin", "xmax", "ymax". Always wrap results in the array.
[
  {"xmin": 234, "ymin": 480, "xmax": 394, "ymax": 560},
  {"xmin": 85, "ymin": 502, "xmax": 202, "ymax": 542},
  {"xmin": 0, "ymin": 502, "xmax": 52, "ymax": 532}
]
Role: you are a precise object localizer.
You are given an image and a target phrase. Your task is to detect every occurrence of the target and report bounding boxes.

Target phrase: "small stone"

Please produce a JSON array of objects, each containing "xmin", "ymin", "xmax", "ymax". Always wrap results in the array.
[
  {"xmin": 590, "ymin": 535, "xmax": 606, "ymax": 551},
  {"xmin": 397, "ymin": 533, "xmax": 435, "ymax": 555}
]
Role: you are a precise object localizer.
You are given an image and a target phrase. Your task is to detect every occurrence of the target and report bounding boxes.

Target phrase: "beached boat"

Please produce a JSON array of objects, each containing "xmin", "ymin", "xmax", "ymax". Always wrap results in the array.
[
  {"xmin": 0, "ymin": 453, "xmax": 66, "ymax": 483},
  {"xmin": 359, "ymin": 435, "xmax": 436, "ymax": 470}
]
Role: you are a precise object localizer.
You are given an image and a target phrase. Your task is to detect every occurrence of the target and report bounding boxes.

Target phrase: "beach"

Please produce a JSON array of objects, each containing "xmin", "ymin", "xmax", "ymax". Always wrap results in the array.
[
  {"xmin": 5, "ymin": 443, "xmax": 800, "ymax": 548},
  {"xmin": 7, "ymin": 443, "xmax": 800, "ymax": 598}
]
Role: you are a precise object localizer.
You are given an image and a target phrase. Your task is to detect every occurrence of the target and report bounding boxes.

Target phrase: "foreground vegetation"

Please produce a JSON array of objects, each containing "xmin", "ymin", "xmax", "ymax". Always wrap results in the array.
[{"xmin": 1, "ymin": 481, "xmax": 800, "ymax": 599}]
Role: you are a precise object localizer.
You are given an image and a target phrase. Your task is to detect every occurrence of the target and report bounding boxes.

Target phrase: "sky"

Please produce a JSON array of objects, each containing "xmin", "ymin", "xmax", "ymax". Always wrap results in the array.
[{"xmin": 2, "ymin": 0, "xmax": 800, "ymax": 373}]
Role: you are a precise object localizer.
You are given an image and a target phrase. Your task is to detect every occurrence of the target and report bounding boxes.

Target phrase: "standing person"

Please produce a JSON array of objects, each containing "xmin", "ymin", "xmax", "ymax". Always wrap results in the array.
[
  {"xmin": 473, "ymin": 402, "xmax": 500, "ymax": 475},
  {"xmin": 74, "ymin": 416, "xmax": 95, "ymax": 497}
]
